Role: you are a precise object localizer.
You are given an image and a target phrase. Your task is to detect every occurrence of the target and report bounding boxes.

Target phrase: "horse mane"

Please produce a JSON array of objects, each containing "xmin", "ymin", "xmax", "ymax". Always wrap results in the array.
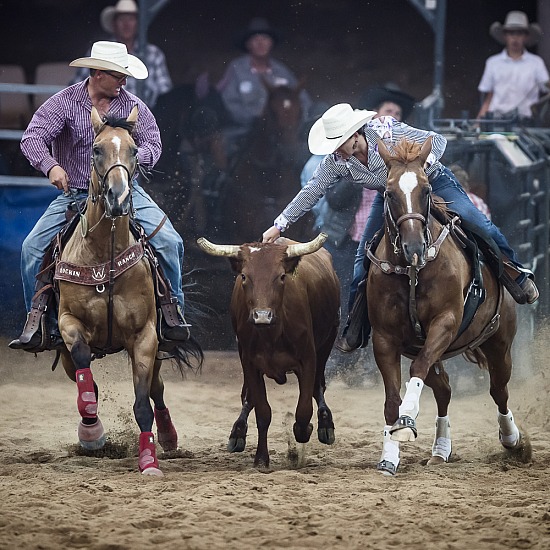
[
  {"xmin": 389, "ymin": 139, "xmax": 451, "ymax": 221},
  {"xmin": 100, "ymin": 114, "xmax": 135, "ymax": 134},
  {"xmin": 391, "ymin": 139, "xmax": 422, "ymax": 163}
]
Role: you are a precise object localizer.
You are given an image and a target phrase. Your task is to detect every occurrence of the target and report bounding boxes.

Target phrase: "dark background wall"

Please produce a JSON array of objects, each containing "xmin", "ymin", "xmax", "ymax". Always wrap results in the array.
[
  {"xmin": 0, "ymin": 0, "xmax": 542, "ymax": 118},
  {"xmin": 0, "ymin": 0, "xmax": 545, "ymax": 348}
]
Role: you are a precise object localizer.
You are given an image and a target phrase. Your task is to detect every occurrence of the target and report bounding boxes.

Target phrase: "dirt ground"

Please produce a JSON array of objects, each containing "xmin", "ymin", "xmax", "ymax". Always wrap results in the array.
[{"xmin": 1, "ymin": 327, "xmax": 550, "ymax": 550}]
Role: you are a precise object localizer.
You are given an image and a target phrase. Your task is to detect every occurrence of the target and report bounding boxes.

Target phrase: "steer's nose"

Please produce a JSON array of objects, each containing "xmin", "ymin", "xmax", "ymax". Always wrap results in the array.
[{"xmin": 251, "ymin": 309, "xmax": 274, "ymax": 325}]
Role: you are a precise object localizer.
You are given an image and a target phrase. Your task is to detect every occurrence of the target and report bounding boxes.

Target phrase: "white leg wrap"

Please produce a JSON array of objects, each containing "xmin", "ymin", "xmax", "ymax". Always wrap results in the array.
[
  {"xmin": 398, "ymin": 377, "xmax": 424, "ymax": 419},
  {"xmin": 380, "ymin": 425, "xmax": 400, "ymax": 466},
  {"xmin": 498, "ymin": 409, "xmax": 520, "ymax": 448},
  {"xmin": 432, "ymin": 416, "xmax": 452, "ymax": 461}
]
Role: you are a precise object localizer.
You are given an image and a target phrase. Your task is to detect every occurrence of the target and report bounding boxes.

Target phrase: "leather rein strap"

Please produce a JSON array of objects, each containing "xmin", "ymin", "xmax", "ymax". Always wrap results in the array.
[{"xmin": 367, "ymin": 217, "xmax": 458, "ymax": 340}]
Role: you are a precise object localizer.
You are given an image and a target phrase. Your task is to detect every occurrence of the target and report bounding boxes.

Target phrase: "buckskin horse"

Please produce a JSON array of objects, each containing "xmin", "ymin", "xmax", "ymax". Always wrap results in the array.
[
  {"xmin": 367, "ymin": 137, "xmax": 527, "ymax": 475},
  {"xmin": 54, "ymin": 106, "xmax": 201, "ymax": 476}
]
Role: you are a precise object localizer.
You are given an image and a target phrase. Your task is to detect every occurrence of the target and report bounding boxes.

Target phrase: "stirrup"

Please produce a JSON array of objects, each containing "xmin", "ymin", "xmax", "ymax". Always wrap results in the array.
[
  {"xmin": 157, "ymin": 307, "xmax": 191, "ymax": 351},
  {"xmin": 9, "ymin": 314, "xmax": 64, "ymax": 353},
  {"xmin": 520, "ymin": 278, "xmax": 539, "ymax": 305},
  {"xmin": 339, "ymin": 281, "xmax": 369, "ymax": 352},
  {"xmin": 335, "ymin": 327, "xmax": 368, "ymax": 353},
  {"xmin": 499, "ymin": 262, "xmax": 538, "ymax": 305}
]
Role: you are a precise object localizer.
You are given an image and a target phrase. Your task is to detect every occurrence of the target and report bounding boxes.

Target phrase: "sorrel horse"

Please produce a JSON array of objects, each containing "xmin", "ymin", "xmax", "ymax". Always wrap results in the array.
[
  {"xmin": 225, "ymin": 82, "xmax": 312, "ymax": 242},
  {"xmin": 367, "ymin": 137, "xmax": 526, "ymax": 475},
  {"xmin": 55, "ymin": 106, "xmax": 199, "ymax": 476}
]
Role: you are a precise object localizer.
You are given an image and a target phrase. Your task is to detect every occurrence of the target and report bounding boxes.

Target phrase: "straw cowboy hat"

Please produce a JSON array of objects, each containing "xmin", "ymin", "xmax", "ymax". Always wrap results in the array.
[
  {"xmin": 359, "ymin": 82, "xmax": 416, "ymax": 121},
  {"xmin": 490, "ymin": 11, "xmax": 542, "ymax": 47},
  {"xmin": 101, "ymin": 0, "xmax": 139, "ymax": 34},
  {"xmin": 70, "ymin": 41, "xmax": 148, "ymax": 79},
  {"xmin": 237, "ymin": 17, "xmax": 280, "ymax": 51},
  {"xmin": 308, "ymin": 103, "xmax": 376, "ymax": 155}
]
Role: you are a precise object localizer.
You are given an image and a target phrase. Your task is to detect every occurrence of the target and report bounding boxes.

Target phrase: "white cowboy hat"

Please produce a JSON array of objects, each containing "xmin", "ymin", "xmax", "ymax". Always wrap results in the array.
[
  {"xmin": 308, "ymin": 103, "xmax": 376, "ymax": 155},
  {"xmin": 490, "ymin": 11, "xmax": 542, "ymax": 47},
  {"xmin": 70, "ymin": 41, "xmax": 148, "ymax": 79},
  {"xmin": 100, "ymin": 0, "xmax": 139, "ymax": 34}
]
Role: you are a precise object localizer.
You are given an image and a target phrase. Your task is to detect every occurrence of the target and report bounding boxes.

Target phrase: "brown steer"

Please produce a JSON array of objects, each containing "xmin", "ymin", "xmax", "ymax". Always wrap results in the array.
[{"xmin": 197, "ymin": 234, "xmax": 340, "ymax": 467}]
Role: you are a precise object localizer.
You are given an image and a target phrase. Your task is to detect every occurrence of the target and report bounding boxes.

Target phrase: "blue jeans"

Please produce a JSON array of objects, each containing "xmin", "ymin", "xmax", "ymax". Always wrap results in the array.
[
  {"xmin": 348, "ymin": 165, "xmax": 521, "ymax": 312},
  {"xmin": 21, "ymin": 183, "xmax": 185, "ymax": 312}
]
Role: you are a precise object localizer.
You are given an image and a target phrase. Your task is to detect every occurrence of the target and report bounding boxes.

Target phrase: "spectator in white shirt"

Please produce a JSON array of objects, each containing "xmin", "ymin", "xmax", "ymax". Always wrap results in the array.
[{"xmin": 477, "ymin": 11, "xmax": 549, "ymax": 123}]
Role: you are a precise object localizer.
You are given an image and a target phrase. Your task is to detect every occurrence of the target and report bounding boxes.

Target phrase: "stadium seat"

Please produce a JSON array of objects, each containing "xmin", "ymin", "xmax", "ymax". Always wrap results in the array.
[
  {"xmin": 0, "ymin": 65, "xmax": 31, "ymax": 129},
  {"xmin": 33, "ymin": 62, "xmax": 77, "ymax": 110}
]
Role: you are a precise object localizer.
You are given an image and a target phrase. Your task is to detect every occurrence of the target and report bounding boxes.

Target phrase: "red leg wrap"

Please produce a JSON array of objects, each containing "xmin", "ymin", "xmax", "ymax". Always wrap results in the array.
[
  {"xmin": 139, "ymin": 431, "xmax": 161, "ymax": 474},
  {"xmin": 154, "ymin": 407, "xmax": 178, "ymax": 451},
  {"xmin": 76, "ymin": 368, "xmax": 97, "ymax": 419}
]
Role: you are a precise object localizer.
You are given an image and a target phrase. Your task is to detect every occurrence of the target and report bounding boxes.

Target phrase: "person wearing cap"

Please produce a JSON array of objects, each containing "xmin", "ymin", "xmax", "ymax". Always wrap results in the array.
[
  {"xmin": 262, "ymin": 103, "xmax": 539, "ymax": 352},
  {"xmin": 9, "ymin": 41, "xmax": 189, "ymax": 352},
  {"xmin": 216, "ymin": 17, "xmax": 312, "ymax": 152},
  {"xmin": 477, "ymin": 10, "xmax": 549, "ymax": 122},
  {"xmin": 358, "ymin": 82, "xmax": 416, "ymax": 124},
  {"xmin": 72, "ymin": 0, "xmax": 172, "ymax": 108}
]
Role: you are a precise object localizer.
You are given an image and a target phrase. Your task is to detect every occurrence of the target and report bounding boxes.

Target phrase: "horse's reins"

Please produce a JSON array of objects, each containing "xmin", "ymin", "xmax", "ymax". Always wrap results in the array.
[
  {"xmin": 375, "ymin": 192, "xmax": 450, "ymax": 340},
  {"xmin": 85, "ymin": 153, "xmax": 164, "ymax": 353}
]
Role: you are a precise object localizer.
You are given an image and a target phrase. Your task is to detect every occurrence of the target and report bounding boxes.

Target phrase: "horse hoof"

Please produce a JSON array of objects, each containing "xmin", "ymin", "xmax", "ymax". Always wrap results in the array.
[
  {"xmin": 293, "ymin": 422, "xmax": 313, "ymax": 443},
  {"xmin": 227, "ymin": 437, "xmax": 246, "ymax": 453},
  {"xmin": 155, "ymin": 407, "xmax": 178, "ymax": 451},
  {"xmin": 499, "ymin": 430, "xmax": 520, "ymax": 449},
  {"xmin": 141, "ymin": 466, "xmax": 164, "ymax": 477},
  {"xmin": 157, "ymin": 432, "xmax": 178, "ymax": 452},
  {"xmin": 317, "ymin": 427, "xmax": 335, "ymax": 445},
  {"xmin": 377, "ymin": 460, "xmax": 398, "ymax": 476},
  {"xmin": 390, "ymin": 427, "xmax": 416, "ymax": 442},
  {"xmin": 253, "ymin": 456, "xmax": 270, "ymax": 469},
  {"xmin": 427, "ymin": 455, "xmax": 447, "ymax": 465},
  {"xmin": 390, "ymin": 416, "xmax": 417, "ymax": 442},
  {"xmin": 78, "ymin": 419, "xmax": 106, "ymax": 450}
]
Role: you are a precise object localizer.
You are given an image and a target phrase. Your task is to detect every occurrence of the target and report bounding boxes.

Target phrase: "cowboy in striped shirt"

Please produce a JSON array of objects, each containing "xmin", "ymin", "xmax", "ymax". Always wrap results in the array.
[
  {"xmin": 262, "ymin": 103, "xmax": 539, "ymax": 352},
  {"xmin": 9, "ymin": 41, "xmax": 189, "ymax": 352}
]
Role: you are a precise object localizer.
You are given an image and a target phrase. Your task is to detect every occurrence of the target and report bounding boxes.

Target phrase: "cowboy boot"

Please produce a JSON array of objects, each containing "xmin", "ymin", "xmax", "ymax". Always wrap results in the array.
[
  {"xmin": 9, "ymin": 313, "xmax": 64, "ymax": 352},
  {"xmin": 158, "ymin": 305, "xmax": 191, "ymax": 352},
  {"xmin": 500, "ymin": 262, "xmax": 539, "ymax": 305},
  {"xmin": 335, "ymin": 279, "xmax": 371, "ymax": 353}
]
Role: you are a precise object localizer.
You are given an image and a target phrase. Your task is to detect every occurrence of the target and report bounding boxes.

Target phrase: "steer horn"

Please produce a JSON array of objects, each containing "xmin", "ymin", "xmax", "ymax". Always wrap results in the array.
[
  {"xmin": 196, "ymin": 237, "xmax": 241, "ymax": 257},
  {"xmin": 285, "ymin": 233, "xmax": 328, "ymax": 258}
]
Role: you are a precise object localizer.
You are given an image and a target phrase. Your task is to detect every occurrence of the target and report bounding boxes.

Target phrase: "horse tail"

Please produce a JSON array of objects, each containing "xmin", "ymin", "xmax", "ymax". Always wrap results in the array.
[
  {"xmin": 463, "ymin": 347, "xmax": 489, "ymax": 370},
  {"xmin": 169, "ymin": 336, "xmax": 204, "ymax": 375}
]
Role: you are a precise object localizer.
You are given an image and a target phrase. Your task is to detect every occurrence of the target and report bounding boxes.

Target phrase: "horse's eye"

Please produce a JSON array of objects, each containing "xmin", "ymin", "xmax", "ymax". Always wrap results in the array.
[
  {"xmin": 132, "ymin": 147, "xmax": 138, "ymax": 157},
  {"xmin": 93, "ymin": 146, "xmax": 101, "ymax": 156},
  {"xmin": 241, "ymin": 274, "xmax": 246, "ymax": 282},
  {"xmin": 280, "ymin": 273, "xmax": 286, "ymax": 282}
]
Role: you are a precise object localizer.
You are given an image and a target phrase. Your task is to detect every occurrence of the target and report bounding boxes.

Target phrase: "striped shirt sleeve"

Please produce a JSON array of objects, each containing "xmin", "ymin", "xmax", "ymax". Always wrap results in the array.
[
  {"xmin": 20, "ymin": 94, "xmax": 68, "ymax": 177},
  {"xmin": 274, "ymin": 118, "xmax": 447, "ymax": 230},
  {"xmin": 130, "ymin": 98, "xmax": 162, "ymax": 169}
]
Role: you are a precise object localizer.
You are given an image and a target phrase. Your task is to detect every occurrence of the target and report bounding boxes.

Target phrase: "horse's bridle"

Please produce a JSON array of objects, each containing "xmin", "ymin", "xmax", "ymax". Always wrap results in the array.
[
  {"xmin": 383, "ymin": 188, "xmax": 433, "ymax": 258},
  {"xmin": 90, "ymin": 157, "xmax": 138, "ymax": 205}
]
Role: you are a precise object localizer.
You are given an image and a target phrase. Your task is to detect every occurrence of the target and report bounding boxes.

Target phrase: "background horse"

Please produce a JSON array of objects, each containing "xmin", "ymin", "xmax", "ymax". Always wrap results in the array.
[
  {"xmin": 56, "ymin": 106, "xmax": 200, "ymax": 476},
  {"xmin": 221, "ymin": 81, "xmax": 312, "ymax": 243},
  {"xmin": 367, "ymin": 137, "xmax": 527, "ymax": 475},
  {"xmin": 149, "ymin": 81, "xmax": 312, "ymax": 245}
]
